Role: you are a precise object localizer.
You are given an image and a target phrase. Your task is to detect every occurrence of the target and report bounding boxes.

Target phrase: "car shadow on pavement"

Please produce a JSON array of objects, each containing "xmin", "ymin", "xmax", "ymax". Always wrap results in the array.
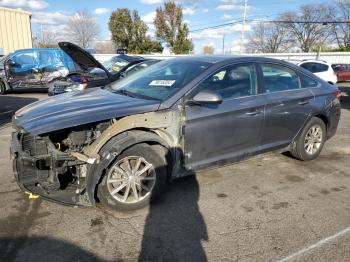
[
  {"xmin": 0, "ymin": 95, "xmax": 38, "ymax": 128},
  {"xmin": 0, "ymin": 236, "xmax": 108, "ymax": 262},
  {"xmin": 338, "ymin": 84, "xmax": 350, "ymax": 111},
  {"xmin": 138, "ymin": 149, "xmax": 208, "ymax": 261}
]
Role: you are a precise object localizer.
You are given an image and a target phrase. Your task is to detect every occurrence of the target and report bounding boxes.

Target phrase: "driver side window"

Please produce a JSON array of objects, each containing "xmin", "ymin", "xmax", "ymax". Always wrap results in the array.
[{"xmin": 196, "ymin": 63, "xmax": 257, "ymax": 100}]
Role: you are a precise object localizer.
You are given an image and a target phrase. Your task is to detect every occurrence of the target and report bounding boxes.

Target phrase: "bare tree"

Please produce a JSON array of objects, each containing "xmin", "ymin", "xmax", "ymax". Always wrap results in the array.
[
  {"xmin": 246, "ymin": 22, "xmax": 292, "ymax": 53},
  {"xmin": 34, "ymin": 28, "xmax": 58, "ymax": 48},
  {"xmin": 281, "ymin": 5, "xmax": 335, "ymax": 52},
  {"xmin": 332, "ymin": 0, "xmax": 350, "ymax": 49},
  {"xmin": 65, "ymin": 10, "xmax": 100, "ymax": 48},
  {"xmin": 94, "ymin": 41, "xmax": 116, "ymax": 54},
  {"xmin": 202, "ymin": 45, "xmax": 214, "ymax": 54}
]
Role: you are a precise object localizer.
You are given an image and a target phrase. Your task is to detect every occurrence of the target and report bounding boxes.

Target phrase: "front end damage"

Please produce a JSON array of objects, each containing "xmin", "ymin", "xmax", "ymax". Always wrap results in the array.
[
  {"xmin": 10, "ymin": 109, "xmax": 184, "ymax": 207},
  {"xmin": 10, "ymin": 123, "xmax": 108, "ymax": 206}
]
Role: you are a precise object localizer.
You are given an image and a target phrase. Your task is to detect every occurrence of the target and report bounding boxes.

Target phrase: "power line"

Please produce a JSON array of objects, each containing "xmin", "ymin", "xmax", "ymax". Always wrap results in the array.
[
  {"xmin": 247, "ymin": 19, "xmax": 350, "ymax": 24},
  {"xmin": 189, "ymin": 20, "xmax": 244, "ymax": 33},
  {"xmin": 189, "ymin": 19, "xmax": 350, "ymax": 33}
]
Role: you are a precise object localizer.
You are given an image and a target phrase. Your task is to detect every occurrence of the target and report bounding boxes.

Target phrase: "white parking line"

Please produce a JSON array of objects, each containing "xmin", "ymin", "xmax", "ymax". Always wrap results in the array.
[{"xmin": 278, "ymin": 226, "xmax": 350, "ymax": 262}]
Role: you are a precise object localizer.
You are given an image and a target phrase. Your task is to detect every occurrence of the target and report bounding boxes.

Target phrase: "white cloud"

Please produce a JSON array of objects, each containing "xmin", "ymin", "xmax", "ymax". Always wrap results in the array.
[
  {"xmin": 140, "ymin": 0, "xmax": 162, "ymax": 4},
  {"xmin": 93, "ymin": 8, "xmax": 109, "ymax": 15},
  {"xmin": 183, "ymin": 7, "xmax": 195, "ymax": 15},
  {"xmin": 221, "ymin": 13, "xmax": 233, "ymax": 20},
  {"xmin": 229, "ymin": 38, "xmax": 249, "ymax": 53},
  {"xmin": 190, "ymin": 23, "xmax": 251, "ymax": 40},
  {"xmin": 202, "ymin": 8, "xmax": 209, "ymax": 13},
  {"xmin": 31, "ymin": 11, "xmax": 70, "ymax": 25},
  {"xmin": 0, "ymin": 0, "xmax": 48, "ymax": 10},
  {"xmin": 142, "ymin": 11, "xmax": 156, "ymax": 24},
  {"xmin": 216, "ymin": 4, "xmax": 242, "ymax": 11},
  {"xmin": 220, "ymin": 0, "xmax": 240, "ymax": 3}
]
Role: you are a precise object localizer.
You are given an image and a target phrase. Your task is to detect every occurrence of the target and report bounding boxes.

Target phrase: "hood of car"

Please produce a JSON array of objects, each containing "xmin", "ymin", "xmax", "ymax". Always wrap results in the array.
[
  {"xmin": 14, "ymin": 88, "xmax": 161, "ymax": 135},
  {"xmin": 58, "ymin": 42, "xmax": 110, "ymax": 77}
]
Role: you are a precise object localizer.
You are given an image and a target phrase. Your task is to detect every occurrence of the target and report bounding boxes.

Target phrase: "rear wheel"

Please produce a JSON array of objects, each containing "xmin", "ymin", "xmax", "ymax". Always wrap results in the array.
[
  {"xmin": 97, "ymin": 143, "xmax": 168, "ymax": 211},
  {"xmin": 290, "ymin": 117, "xmax": 326, "ymax": 161},
  {"xmin": 0, "ymin": 81, "xmax": 6, "ymax": 95}
]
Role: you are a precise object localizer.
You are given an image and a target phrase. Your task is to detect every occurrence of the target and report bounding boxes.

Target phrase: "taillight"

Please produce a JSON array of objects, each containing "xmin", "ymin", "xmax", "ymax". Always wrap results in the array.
[{"xmin": 335, "ymin": 90, "xmax": 342, "ymax": 99}]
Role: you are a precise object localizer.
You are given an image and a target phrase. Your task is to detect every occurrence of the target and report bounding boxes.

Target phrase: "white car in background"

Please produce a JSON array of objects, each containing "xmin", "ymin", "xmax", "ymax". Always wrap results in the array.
[{"xmin": 297, "ymin": 60, "xmax": 337, "ymax": 85}]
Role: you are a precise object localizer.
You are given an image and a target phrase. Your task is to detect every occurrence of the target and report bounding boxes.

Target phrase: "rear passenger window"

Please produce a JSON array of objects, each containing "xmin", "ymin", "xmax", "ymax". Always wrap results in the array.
[
  {"xmin": 261, "ymin": 64, "xmax": 300, "ymax": 93},
  {"xmin": 300, "ymin": 74, "xmax": 318, "ymax": 88},
  {"xmin": 197, "ymin": 63, "xmax": 257, "ymax": 100}
]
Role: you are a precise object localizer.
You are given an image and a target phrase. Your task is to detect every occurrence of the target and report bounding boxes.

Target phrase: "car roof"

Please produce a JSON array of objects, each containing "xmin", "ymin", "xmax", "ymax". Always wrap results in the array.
[
  {"xmin": 13, "ymin": 48, "xmax": 61, "ymax": 52},
  {"xmin": 298, "ymin": 59, "xmax": 330, "ymax": 65},
  {"xmin": 165, "ymin": 55, "xmax": 294, "ymax": 65}
]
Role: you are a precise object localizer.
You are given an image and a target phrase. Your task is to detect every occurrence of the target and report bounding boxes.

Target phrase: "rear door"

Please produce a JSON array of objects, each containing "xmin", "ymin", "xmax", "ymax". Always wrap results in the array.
[
  {"xmin": 37, "ymin": 49, "xmax": 69, "ymax": 86},
  {"xmin": 184, "ymin": 63, "xmax": 265, "ymax": 169},
  {"xmin": 6, "ymin": 50, "xmax": 40, "ymax": 88},
  {"xmin": 259, "ymin": 63, "xmax": 314, "ymax": 150}
]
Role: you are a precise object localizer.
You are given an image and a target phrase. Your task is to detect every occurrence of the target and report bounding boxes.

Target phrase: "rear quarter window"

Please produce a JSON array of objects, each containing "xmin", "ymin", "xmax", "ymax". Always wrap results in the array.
[{"xmin": 300, "ymin": 74, "xmax": 318, "ymax": 88}]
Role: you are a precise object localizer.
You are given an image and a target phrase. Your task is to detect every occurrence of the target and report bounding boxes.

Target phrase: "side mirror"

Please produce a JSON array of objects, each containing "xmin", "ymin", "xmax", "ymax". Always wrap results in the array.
[{"xmin": 188, "ymin": 90, "xmax": 223, "ymax": 105}]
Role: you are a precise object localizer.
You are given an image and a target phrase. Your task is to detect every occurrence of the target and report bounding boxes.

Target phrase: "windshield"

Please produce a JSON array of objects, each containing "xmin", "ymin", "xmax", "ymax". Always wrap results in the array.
[
  {"xmin": 111, "ymin": 59, "xmax": 210, "ymax": 101},
  {"xmin": 103, "ymin": 56, "xmax": 130, "ymax": 73}
]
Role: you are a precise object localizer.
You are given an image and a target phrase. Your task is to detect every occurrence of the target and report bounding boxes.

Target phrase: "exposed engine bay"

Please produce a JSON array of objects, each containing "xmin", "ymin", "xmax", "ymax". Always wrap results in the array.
[{"xmin": 11, "ymin": 120, "xmax": 111, "ymax": 206}]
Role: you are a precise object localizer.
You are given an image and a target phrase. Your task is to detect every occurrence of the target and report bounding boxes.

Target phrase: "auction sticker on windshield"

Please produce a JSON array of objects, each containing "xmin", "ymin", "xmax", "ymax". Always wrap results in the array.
[{"xmin": 149, "ymin": 80, "xmax": 176, "ymax": 87}]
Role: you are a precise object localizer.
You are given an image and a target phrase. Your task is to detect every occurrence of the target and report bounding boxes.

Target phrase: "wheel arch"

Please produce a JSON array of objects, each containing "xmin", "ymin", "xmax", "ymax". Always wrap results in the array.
[
  {"xmin": 0, "ymin": 77, "xmax": 10, "ymax": 91},
  {"xmin": 314, "ymin": 113, "xmax": 329, "ymax": 129},
  {"xmin": 86, "ymin": 129, "xmax": 175, "ymax": 205},
  {"xmin": 292, "ymin": 113, "xmax": 329, "ymax": 146}
]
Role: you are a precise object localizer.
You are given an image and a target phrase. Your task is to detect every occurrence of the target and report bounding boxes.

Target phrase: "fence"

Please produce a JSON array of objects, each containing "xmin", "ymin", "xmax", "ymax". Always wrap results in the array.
[
  {"xmin": 244, "ymin": 52, "xmax": 350, "ymax": 64},
  {"xmin": 94, "ymin": 52, "xmax": 350, "ymax": 64}
]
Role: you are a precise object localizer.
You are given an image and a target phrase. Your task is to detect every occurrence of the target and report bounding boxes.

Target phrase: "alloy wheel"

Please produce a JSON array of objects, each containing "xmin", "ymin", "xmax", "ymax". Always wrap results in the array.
[
  {"xmin": 106, "ymin": 156, "xmax": 156, "ymax": 203},
  {"xmin": 304, "ymin": 125, "xmax": 323, "ymax": 155}
]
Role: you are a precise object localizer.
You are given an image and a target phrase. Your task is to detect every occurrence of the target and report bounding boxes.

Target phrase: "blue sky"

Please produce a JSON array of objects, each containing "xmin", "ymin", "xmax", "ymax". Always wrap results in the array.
[{"xmin": 0, "ymin": 0, "xmax": 334, "ymax": 54}]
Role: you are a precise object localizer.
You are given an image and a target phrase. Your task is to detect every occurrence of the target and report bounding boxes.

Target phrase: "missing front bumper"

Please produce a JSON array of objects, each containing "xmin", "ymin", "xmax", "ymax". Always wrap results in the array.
[{"xmin": 11, "ymin": 130, "xmax": 94, "ymax": 207}]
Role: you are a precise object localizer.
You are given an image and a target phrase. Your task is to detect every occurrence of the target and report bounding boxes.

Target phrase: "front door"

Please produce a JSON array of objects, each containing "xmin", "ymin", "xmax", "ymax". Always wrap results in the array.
[
  {"xmin": 184, "ymin": 63, "xmax": 265, "ymax": 170},
  {"xmin": 6, "ymin": 50, "xmax": 40, "ymax": 88}
]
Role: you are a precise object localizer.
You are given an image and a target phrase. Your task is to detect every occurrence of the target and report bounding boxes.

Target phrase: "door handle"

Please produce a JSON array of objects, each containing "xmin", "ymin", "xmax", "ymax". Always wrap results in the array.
[
  {"xmin": 275, "ymin": 102, "xmax": 285, "ymax": 107},
  {"xmin": 246, "ymin": 110, "xmax": 262, "ymax": 116},
  {"xmin": 298, "ymin": 100, "xmax": 309, "ymax": 105}
]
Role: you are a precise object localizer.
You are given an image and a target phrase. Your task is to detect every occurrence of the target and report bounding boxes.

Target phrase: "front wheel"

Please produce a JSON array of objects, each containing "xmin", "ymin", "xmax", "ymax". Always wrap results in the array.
[
  {"xmin": 290, "ymin": 117, "xmax": 326, "ymax": 161},
  {"xmin": 97, "ymin": 143, "xmax": 168, "ymax": 211}
]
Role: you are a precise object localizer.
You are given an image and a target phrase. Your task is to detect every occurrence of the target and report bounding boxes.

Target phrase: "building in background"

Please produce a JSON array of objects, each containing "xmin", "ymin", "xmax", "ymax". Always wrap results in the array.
[{"xmin": 0, "ymin": 7, "xmax": 32, "ymax": 55}]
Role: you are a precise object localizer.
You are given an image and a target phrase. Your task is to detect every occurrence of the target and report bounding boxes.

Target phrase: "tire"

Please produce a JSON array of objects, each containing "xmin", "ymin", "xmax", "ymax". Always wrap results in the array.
[
  {"xmin": 290, "ymin": 117, "xmax": 327, "ymax": 161},
  {"xmin": 97, "ymin": 143, "xmax": 168, "ymax": 211},
  {"xmin": 0, "ymin": 81, "xmax": 6, "ymax": 95}
]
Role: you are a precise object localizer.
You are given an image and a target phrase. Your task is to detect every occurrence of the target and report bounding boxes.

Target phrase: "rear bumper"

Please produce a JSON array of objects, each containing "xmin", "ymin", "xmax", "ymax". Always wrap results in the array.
[
  {"xmin": 10, "ymin": 129, "xmax": 93, "ymax": 207},
  {"xmin": 326, "ymin": 98, "xmax": 341, "ymax": 139}
]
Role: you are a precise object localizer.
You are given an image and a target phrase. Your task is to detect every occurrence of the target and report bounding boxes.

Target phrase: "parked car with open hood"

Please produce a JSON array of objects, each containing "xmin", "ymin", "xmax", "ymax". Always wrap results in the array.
[
  {"xmin": 0, "ymin": 48, "xmax": 77, "ymax": 94},
  {"xmin": 11, "ymin": 56, "xmax": 341, "ymax": 211},
  {"xmin": 48, "ymin": 42, "xmax": 148, "ymax": 96}
]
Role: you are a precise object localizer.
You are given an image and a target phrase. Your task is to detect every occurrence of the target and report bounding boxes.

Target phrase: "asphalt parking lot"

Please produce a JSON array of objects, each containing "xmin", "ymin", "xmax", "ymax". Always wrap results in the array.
[{"xmin": 0, "ymin": 86, "xmax": 350, "ymax": 262}]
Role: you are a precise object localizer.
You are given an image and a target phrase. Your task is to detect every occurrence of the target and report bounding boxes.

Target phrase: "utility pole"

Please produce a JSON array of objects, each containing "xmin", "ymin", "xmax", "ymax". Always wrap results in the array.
[
  {"xmin": 222, "ymin": 34, "xmax": 225, "ymax": 54},
  {"xmin": 240, "ymin": 0, "xmax": 248, "ymax": 54}
]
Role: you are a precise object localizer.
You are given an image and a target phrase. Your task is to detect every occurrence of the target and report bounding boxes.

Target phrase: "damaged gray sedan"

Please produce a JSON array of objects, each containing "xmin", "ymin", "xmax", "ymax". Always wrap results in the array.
[{"xmin": 11, "ymin": 56, "xmax": 341, "ymax": 211}]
